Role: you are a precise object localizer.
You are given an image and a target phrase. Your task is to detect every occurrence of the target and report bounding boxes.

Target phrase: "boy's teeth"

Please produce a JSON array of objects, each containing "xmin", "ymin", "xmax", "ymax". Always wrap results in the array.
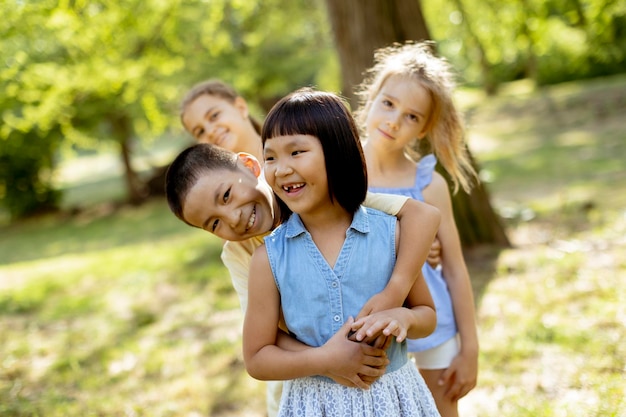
[{"xmin": 246, "ymin": 207, "xmax": 256, "ymax": 230}]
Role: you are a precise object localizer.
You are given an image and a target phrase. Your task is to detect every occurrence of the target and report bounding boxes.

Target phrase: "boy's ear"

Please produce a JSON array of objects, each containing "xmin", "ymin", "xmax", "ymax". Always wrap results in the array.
[
  {"xmin": 234, "ymin": 96, "xmax": 249, "ymax": 119},
  {"xmin": 237, "ymin": 152, "xmax": 262, "ymax": 177}
]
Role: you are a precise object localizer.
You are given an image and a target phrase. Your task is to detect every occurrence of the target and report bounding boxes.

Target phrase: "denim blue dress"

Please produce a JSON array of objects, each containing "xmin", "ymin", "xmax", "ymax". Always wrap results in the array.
[
  {"xmin": 369, "ymin": 154, "xmax": 458, "ymax": 353},
  {"xmin": 264, "ymin": 207, "xmax": 440, "ymax": 417}
]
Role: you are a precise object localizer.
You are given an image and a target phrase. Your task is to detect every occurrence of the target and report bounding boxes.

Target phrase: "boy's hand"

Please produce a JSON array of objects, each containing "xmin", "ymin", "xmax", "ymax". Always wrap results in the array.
[
  {"xmin": 347, "ymin": 329, "xmax": 393, "ymax": 350},
  {"xmin": 321, "ymin": 318, "xmax": 389, "ymax": 389},
  {"xmin": 427, "ymin": 235, "xmax": 442, "ymax": 268}
]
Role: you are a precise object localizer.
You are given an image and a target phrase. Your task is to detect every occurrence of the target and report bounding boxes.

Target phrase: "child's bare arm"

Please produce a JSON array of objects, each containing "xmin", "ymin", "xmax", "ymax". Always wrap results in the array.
[
  {"xmin": 244, "ymin": 246, "xmax": 388, "ymax": 388},
  {"xmin": 424, "ymin": 172, "xmax": 479, "ymax": 400},
  {"xmin": 351, "ymin": 267, "xmax": 437, "ymax": 342},
  {"xmin": 357, "ymin": 197, "xmax": 440, "ymax": 319}
]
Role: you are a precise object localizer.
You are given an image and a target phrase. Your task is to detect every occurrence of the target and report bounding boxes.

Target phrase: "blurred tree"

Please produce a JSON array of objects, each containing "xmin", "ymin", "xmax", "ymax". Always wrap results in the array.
[
  {"xmin": 423, "ymin": 0, "xmax": 626, "ymax": 87},
  {"xmin": 447, "ymin": 0, "xmax": 498, "ymax": 95},
  {"xmin": 0, "ymin": 0, "xmax": 337, "ymax": 217},
  {"xmin": 1, "ymin": 1, "xmax": 183, "ymax": 209},
  {"xmin": 323, "ymin": 0, "xmax": 510, "ymax": 247}
]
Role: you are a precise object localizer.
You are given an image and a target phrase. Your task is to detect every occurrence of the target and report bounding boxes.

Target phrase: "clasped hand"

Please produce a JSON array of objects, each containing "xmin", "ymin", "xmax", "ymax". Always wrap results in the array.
[{"xmin": 321, "ymin": 317, "xmax": 390, "ymax": 389}]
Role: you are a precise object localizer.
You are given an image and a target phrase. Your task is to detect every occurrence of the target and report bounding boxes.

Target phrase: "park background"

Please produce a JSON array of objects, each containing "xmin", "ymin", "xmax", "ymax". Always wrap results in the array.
[{"xmin": 1, "ymin": 0, "xmax": 624, "ymax": 416}]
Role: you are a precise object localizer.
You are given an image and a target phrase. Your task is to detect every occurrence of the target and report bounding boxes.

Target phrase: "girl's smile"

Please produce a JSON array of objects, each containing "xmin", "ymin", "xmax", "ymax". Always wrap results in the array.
[
  {"xmin": 182, "ymin": 94, "xmax": 260, "ymax": 157},
  {"xmin": 264, "ymin": 134, "xmax": 330, "ymax": 217},
  {"xmin": 366, "ymin": 75, "xmax": 431, "ymax": 150},
  {"xmin": 280, "ymin": 182, "xmax": 305, "ymax": 195}
]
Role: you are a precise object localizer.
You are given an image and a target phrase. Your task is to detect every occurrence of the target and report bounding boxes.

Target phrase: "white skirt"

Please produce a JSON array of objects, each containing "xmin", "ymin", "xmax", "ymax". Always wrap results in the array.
[{"xmin": 277, "ymin": 361, "xmax": 440, "ymax": 417}]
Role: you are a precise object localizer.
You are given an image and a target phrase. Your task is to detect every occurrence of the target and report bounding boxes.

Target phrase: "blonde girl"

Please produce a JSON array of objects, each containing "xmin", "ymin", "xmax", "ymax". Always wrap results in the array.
[{"xmin": 356, "ymin": 41, "xmax": 479, "ymax": 417}]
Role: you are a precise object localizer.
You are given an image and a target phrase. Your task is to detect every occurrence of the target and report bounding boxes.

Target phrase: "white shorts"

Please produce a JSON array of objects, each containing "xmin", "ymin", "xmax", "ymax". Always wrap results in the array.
[{"xmin": 411, "ymin": 334, "xmax": 460, "ymax": 370}]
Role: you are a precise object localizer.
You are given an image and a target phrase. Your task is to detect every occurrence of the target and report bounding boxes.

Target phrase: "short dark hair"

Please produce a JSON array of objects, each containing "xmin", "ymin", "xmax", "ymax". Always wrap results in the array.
[
  {"xmin": 261, "ymin": 88, "xmax": 367, "ymax": 214},
  {"xmin": 165, "ymin": 143, "xmax": 238, "ymax": 225}
]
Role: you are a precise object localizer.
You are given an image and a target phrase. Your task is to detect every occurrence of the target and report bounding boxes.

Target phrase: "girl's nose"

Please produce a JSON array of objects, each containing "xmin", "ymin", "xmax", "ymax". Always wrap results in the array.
[
  {"xmin": 274, "ymin": 160, "xmax": 293, "ymax": 177},
  {"xmin": 206, "ymin": 123, "xmax": 218, "ymax": 141},
  {"xmin": 196, "ymin": 123, "xmax": 214, "ymax": 144},
  {"xmin": 386, "ymin": 113, "xmax": 401, "ymax": 130}
]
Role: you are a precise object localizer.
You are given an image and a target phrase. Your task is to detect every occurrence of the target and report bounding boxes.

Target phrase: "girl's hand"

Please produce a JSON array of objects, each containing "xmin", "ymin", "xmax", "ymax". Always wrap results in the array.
[
  {"xmin": 355, "ymin": 291, "xmax": 396, "ymax": 320},
  {"xmin": 350, "ymin": 308, "xmax": 410, "ymax": 344},
  {"xmin": 438, "ymin": 350, "xmax": 478, "ymax": 401},
  {"xmin": 321, "ymin": 318, "xmax": 390, "ymax": 389}
]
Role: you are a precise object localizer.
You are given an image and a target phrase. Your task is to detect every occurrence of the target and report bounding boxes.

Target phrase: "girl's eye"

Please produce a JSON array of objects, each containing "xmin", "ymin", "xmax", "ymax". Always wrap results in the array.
[
  {"xmin": 382, "ymin": 99, "xmax": 393, "ymax": 108},
  {"xmin": 211, "ymin": 219, "xmax": 219, "ymax": 232},
  {"xmin": 291, "ymin": 150, "xmax": 304, "ymax": 156},
  {"xmin": 209, "ymin": 111, "xmax": 220, "ymax": 121},
  {"xmin": 407, "ymin": 114, "xmax": 419, "ymax": 123},
  {"xmin": 223, "ymin": 188, "xmax": 231, "ymax": 203}
]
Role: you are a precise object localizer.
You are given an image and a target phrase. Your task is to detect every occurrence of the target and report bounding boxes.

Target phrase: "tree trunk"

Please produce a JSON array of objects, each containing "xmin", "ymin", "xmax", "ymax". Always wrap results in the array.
[
  {"xmin": 323, "ymin": 0, "xmax": 430, "ymax": 108},
  {"xmin": 109, "ymin": 113, "xmax": 147, "ymax": 205},
  {"xmin": 323, "ymin": 0, "xmax": 510, "ymax": 248},
  {"xmin": 519, "ymin": 0, "xmax": 539, "ymax": 82},
  {"xmin": 436, "ymin": 159, "xmax": 510, "ymax": 247}
]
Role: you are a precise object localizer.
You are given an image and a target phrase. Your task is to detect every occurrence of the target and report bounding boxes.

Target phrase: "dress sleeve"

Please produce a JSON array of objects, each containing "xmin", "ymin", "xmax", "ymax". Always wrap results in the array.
[
  {"xmin": 363, "ymin": 191, "xmax": 409, "ymax": 216},
  {"xmin": 416, "ymin": 154, "xmax": 437, "ymax": 192}
]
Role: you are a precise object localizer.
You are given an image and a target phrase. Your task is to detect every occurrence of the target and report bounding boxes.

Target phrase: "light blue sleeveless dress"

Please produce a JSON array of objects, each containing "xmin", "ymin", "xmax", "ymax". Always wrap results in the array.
[
  {"xmin": 369, "ymin": 154, "xmax": 458, "ymax": 353},
  {"xmin": 264, "ymin": 206, "xmax": 440, "ymax": 417}
]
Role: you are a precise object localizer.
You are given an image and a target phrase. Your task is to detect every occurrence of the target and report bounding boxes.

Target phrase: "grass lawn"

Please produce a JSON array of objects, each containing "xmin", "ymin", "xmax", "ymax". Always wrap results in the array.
[{"xmin": 1, "ymin": 75, "xmax": 625, "ymax": 416}]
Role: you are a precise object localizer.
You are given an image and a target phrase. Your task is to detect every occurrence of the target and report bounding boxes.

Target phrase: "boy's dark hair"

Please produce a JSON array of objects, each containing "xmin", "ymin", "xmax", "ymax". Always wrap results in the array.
[
  {"xmin": 165, "ymin": 143, "xmax": 238, "ymax": 226},
  {"xmin": 261, "ymin": 88, "xmax": 367, "ymax": 215}
]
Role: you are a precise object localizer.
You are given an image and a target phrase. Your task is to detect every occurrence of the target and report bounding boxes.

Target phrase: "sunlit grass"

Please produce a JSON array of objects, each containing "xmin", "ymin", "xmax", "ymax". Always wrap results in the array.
[
  {"xmin": 1, "ymin": 76, "xmax": 625, "ymax": 416},
  {"xmin": 463, "ymin": 232, "xmax": 626, "ymax": 416},
  {"xmin": 456, "ymin": 75, "xmax": 626, "ymax": 417},
  {"xmin": 0, "ymin": 205, "xmax": 264, "ymax": 416}
]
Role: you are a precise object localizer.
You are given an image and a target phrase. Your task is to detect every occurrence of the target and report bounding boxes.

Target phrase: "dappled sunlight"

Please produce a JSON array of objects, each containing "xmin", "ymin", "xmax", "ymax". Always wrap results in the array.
[
  {"xmin": 453, "ymin": 76, "xmax": 626, "ymax": 416},
  {"xmin": 553, "ymin": 129, "xmax": 597, "ymax": 148},
  {"xmin": 55, "ymin": 152, "xmax": 123, "ymax": 187},
  {"xmin": 463, "ymin": 207, "xmax": 626, "ymax": 416},
  {"xmin": 0, "ymin": 222, "xmax": 256, "ymax": 415},
  {"xmin": 0, "ymin": 200, "xmax": 214, "ymax": 265}
]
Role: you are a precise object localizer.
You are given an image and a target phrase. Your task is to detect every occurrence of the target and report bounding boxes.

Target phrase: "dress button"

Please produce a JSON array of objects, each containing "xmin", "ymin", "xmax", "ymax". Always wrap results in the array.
[
  {"xmin": 332, "ymin": 281, "xmax": 338, "ymax": 288},
  {"xmin": 333, "ymin": 315, "xmax": 341, "ymax": 322}
]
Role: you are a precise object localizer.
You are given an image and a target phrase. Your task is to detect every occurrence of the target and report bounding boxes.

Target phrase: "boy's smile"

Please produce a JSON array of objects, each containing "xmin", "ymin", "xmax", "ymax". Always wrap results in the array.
[{"xmin": 181, "ymin": 160, "xmax": 278, "ymax": 241}]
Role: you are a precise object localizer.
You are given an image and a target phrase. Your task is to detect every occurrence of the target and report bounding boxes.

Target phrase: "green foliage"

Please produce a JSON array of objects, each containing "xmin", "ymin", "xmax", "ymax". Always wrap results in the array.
[
  {"xmin": 0, "ymin": 128, "xmax": 61, "ymax": 218},
  {"xmin": 0, "ymin": 0, "xmax": 337, "ymax": 218},
  {"xmin": 173, "ymin": 0, "xmax": 338, "ymax": 114},
  {"xmin": 424, "ymin": 0, "xmax": 626, "ymax": 88}
]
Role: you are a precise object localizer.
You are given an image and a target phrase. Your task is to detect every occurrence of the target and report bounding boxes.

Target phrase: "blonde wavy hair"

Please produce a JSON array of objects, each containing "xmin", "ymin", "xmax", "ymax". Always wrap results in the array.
[{"xmin": 355, "ymin": 41, "xmax": 477, "ymax": 194}]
